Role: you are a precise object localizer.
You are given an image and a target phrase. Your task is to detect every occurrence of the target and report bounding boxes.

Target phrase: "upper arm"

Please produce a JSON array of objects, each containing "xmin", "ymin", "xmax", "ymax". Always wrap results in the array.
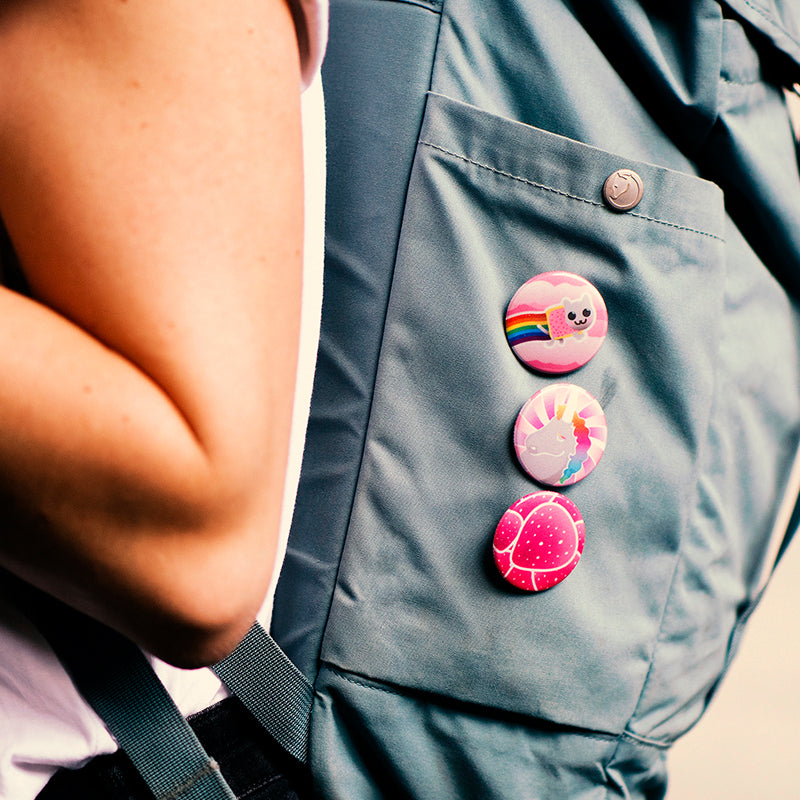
[
  {"xmin": 0, "ymin": 0, "xmax": 307, "ymax": 662},
  {"xmin": 0, "ymin": 0, "xmax": 304, "ymax": 468}
]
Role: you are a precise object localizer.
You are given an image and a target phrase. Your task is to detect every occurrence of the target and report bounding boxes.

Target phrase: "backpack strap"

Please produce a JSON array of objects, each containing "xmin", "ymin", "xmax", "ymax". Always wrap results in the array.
[
  {"xmin": 212, "ymin": 622, "xmax": 314, "ymax": 765},
  {"xmin": 17, "ymin": 582, "xmax": 237, "ymax": 800},
  {"xmin": 17, "ymin": 579, "xmax": 315, "ymax": 796}
]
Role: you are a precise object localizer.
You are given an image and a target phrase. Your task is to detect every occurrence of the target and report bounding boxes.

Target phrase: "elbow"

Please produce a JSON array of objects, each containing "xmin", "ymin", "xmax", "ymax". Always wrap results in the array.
[
  {"xmin": 110, "ymin": 494, "xmax": 279, "ymax": 668},
  {"xmin": 141, "ymin": 604, "xmax": 259, "ymax": 669},
  {"xmin": 131, "ymin": 553, "xmax": 271, "ymax": 668},
  {"xmin": 123, "ymin": 386, "xmax": 292, "ymax": 666},
  {"xmin": 54, "ymin": 440, "xmax": 285, "ymax": 666}
]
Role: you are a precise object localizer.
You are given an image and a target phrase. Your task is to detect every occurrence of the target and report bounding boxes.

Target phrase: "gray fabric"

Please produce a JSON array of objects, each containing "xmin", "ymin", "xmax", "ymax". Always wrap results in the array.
[
  {"xmin": 321, "ymin": 89, "xmax": 732, "ymax": 735},
  {"xmin": 273, "ymin": 0, "xmax": 444, "ymax": 679},
  {"xmin": 274, "ymin": 0, "xmax": 800, "ymax": 797},
  {"xmin": 312, "ymin": 665, "xmax": 667, "ymax": 800}
]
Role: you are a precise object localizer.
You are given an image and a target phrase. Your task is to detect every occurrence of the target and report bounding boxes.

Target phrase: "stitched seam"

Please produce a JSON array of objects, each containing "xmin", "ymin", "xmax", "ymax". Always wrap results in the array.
[
  {"xmin": 371, "ymin": 0, "xmax": 441, "ymax": 10},
  {"xmin": 325, "ymin": 666, "xmax": 637, "ymax": 747},
  {"xmin": 328, "ymin": 666, "xmax": 404, "ymax": 698},
  {"xmin": 157, "ymin": 760, "xmax": 224, "ymax": 800},
  {"xmin": 239, "ymin": 774, "xmax": 285, "ymax": 798},
  {"xmin": 740, "ymin": 0, "xmax": 800, "ymax": 52},
  {"xmin": 621, "ymin": 729, "xmax": 671, "ymax": 750},
  {"xmin": 419, "ymin": 140, "xmax": 725, "ymax": 241},
  {"xmin": 419, "ymin": 140, "xmax": 605, "ymax": 207},
  {"xmin": 719, "ymin": 75, "xmax": 763, "ymax": 87}
]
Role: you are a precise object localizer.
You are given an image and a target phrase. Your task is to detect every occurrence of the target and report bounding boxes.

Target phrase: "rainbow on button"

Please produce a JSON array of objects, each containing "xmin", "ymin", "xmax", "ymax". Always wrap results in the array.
[{"xmin": 505, "ymin": 271, "xmax": 608, "ymax": 374}]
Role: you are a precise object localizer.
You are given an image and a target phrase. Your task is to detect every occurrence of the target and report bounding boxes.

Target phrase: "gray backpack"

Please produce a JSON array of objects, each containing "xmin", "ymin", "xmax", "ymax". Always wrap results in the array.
[{"xmin": 16, "ymin": 0, "xmax": 800, "ymax": 798}]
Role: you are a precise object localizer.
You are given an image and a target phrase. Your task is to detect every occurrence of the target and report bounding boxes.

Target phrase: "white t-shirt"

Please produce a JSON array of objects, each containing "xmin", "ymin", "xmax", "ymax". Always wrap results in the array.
[{"xmin": 0, "ymin": 4, "xmax": 328, "ymax": 798}]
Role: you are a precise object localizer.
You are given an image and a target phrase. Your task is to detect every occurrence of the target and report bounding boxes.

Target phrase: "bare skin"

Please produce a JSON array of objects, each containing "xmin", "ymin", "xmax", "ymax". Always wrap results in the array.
[{"xmin": 0, "ymin": 0, "xmax": 305, "ymax": 667}]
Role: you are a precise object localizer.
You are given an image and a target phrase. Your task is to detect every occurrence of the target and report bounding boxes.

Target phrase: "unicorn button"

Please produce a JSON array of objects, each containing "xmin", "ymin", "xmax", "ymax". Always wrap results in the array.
[
  {"xmin": 505, "ymin": 271, "xmax": 608, "ymax": 374},
  {"xmin": 514, "ymin": 384, "xmax": 607, "ymax": 487}
]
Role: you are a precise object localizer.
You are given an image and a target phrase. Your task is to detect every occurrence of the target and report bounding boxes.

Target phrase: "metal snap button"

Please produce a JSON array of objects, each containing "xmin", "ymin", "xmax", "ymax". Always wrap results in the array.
[{"xmin": 603, "ymin": 169, "xmax": 644, "ymax": 211}]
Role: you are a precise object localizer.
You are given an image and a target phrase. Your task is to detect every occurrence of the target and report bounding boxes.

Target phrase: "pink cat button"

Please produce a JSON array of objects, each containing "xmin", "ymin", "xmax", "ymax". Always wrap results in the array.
[
  {"xmin": 514, "ymin": 383, "xmax": 607, "ymax": 487},
  {"xmin": 493, "ymin": 491, "xmax": 585, "ymax": 592},
  {"xmin": 505, "ymin": 271, "xmax": 608, "ymax": 374}
]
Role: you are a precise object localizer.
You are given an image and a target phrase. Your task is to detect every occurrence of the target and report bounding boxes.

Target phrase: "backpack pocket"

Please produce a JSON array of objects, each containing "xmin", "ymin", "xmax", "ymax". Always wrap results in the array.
[{"xmin": 318, "ymin": 91, "xmax": 727, "ymax": 735}]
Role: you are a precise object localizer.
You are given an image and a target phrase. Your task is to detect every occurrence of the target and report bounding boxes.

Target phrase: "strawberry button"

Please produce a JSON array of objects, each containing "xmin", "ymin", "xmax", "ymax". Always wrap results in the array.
[{"xmin": 493, "ymin": 491, "xmax": 585, "ymax": 592}]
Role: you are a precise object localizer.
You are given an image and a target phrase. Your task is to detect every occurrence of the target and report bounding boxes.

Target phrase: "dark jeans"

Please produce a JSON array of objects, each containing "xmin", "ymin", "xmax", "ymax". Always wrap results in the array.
[{"xmin": 36, "ymin": 697, "xmax": 311, "ymax": 800}]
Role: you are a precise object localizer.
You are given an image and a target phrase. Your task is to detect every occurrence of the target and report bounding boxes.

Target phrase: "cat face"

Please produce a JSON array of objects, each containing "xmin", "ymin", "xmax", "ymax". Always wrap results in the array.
[{"xmin": 562, "ymin": 294, "xmax": 595, "ymax": 332}]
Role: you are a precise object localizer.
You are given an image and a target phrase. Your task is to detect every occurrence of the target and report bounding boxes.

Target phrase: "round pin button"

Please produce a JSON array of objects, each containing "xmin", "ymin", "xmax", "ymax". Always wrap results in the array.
[
  {"xmin": 514, "ymin": 383, "xmax": 607, "ymax": 487},
  {"xmin": 505, "ymin": 271, "xmax": 608, "ymax": 374},
  {"xmin": 603, "ymin": 169, "xmax": 644, "ymax": 211},
  {"xmin": 493, "ymin": 491, "xmax": 585, "ymax": 592}
]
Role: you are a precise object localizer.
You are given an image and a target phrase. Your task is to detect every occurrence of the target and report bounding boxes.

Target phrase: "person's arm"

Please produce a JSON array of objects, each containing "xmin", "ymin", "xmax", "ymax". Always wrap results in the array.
[{"xmin": 0, "ymin": 0, "xmax": 304, "ymax": 667}]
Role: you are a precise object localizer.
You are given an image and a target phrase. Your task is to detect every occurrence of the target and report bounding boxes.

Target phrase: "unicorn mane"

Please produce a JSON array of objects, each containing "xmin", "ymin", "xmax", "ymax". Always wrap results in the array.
[{"xmin": 559, "ymin": 411, "xmax": 591, "ymax": 483}]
